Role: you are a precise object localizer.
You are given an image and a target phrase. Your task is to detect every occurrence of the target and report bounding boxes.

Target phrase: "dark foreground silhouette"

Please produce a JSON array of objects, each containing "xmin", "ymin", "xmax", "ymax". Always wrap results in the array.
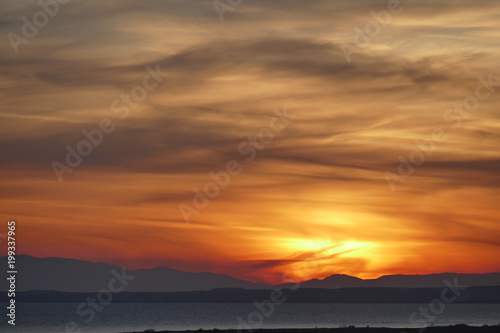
[{"xmin": 123, "ymin": 325, "xmax": 500, "ymax": 333}]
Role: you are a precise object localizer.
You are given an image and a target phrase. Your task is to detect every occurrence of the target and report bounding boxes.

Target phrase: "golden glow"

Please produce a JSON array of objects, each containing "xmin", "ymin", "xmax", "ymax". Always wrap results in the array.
[{"xmin": 0, "ymin": 0, "xmax": 499, "ymax": 284}]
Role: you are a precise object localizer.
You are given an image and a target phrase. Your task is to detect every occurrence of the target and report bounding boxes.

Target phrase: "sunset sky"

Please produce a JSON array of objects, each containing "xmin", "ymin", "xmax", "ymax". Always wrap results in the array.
[{"xmin": 1, "ymin": 0, "xmax": 499, "ymax": 284}]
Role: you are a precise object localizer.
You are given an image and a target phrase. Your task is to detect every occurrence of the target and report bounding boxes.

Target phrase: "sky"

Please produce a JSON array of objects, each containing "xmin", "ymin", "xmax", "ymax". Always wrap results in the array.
[{"xmin": 1, "ymin": 0, "xmax": 499, "ymax": 284}]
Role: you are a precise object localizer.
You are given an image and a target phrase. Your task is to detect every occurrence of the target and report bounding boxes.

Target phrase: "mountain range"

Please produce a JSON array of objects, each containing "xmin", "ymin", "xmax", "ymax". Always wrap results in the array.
[{"xmin": 2, "ymin": 255, "xmax": 499, "ymax": 292}]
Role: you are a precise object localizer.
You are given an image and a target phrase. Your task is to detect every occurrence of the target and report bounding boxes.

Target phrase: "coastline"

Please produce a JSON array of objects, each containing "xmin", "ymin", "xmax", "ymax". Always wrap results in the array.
[{"xmin": 123, "ymin": 325, "xmax": 500, "ymax": 333}]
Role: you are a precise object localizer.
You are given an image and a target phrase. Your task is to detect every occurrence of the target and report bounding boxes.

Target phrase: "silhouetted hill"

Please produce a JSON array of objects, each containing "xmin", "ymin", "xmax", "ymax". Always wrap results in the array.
[
  {"xmin": 278, "ymin": 273, "xmax": 500, "ymax": 289},
  {"xmin": 298, "ymin": 274, "xmax": 365, "ymax": 288},
  {"xmin": 0, "ymin": 255, "xmax": 267, "ymax": 292},
  {"xmin": 1, "ymin": 255, "xmax": 499, "ymax": 292},
  {"xmin": 368, "ymin": 273, "xmax": 500, "ymax": 288}
]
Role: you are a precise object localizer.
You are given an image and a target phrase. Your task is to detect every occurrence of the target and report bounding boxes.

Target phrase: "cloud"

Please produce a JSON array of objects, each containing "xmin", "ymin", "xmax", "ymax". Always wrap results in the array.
[{"xmin": 0, "ymin": 0, "xmax": 499, "ymax": 281}]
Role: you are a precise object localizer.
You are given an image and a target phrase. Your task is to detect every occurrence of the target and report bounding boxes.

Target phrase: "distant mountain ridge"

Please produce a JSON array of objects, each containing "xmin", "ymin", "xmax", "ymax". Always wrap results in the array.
[
  {"xmin": 281, "ymin": 272, "xmax": 500, "ymax": 289},
  {"xmin": 1, "ymin": 255, "xmax": 499, "ymax": 292},
  {"xmin": 0, "ymin": 255, "xmax": 268, "ymax": 292}
]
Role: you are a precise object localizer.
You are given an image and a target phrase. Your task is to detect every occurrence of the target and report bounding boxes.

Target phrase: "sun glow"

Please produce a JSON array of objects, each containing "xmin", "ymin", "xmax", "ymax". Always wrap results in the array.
[
  {"xmin": 278, "ymin": 238, "xmax": 377, "ymax": 281},
  {"xmin": 282, "ymin": 238, "xmax": 372, "ymax": 255}
]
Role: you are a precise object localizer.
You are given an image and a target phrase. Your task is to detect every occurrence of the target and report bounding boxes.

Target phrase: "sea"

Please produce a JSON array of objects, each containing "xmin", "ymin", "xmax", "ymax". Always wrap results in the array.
[{"xmin": 1, "ymin": 303, "xmax": 499, "ymax": 333}]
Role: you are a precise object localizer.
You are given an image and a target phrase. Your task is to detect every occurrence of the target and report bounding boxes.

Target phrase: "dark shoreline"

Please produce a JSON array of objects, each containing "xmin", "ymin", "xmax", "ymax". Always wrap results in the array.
[
  {"xmin": 7, "ymin": 286, "xmax": 500, "ymax": 303},
  {"xmin": 123, "ymin": 326, "xmax": 500, "ymax": 333}
]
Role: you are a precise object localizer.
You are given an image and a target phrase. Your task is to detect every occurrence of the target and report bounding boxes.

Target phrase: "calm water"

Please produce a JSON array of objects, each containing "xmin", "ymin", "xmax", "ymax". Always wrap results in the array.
[{"xmin": 1, "ymin": 303, "xmax": 499, "ymax": 333}]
